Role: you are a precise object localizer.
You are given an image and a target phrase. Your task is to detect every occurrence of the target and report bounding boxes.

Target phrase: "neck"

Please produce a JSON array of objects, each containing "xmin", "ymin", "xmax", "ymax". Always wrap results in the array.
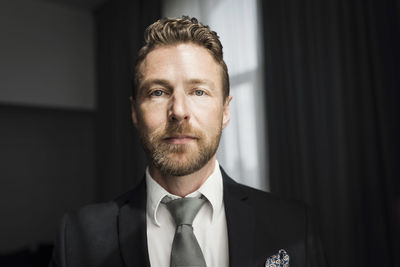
[{"xmin": 149, "ymin": 156, "xmax": 216, "ymax": 197}]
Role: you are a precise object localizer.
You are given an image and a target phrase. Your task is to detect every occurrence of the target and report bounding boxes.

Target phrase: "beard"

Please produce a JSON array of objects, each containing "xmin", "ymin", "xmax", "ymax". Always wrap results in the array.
[{"xmin": 139, "ymin": 121, "xmax": 222, "ymax": 176}]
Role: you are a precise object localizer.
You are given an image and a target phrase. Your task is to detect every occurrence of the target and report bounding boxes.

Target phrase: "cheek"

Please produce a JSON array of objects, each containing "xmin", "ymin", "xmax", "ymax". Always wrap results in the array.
[
  {"xmin": 138, "ymin": 106, "xmax": 166, "ymax": 132},
  {"xmin": 198, "ymin": 106, "xmax": 224, "ymax": 130}
]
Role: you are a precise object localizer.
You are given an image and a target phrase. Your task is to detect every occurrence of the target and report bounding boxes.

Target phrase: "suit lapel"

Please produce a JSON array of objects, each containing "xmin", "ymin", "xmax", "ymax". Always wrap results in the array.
[
  {"xmin": 117, "ymin": 179, "xmax": 151, "ymax": 267},
  {"xmin": 222, "ymin": 168, "xmax": 256, "ymax": 267}
]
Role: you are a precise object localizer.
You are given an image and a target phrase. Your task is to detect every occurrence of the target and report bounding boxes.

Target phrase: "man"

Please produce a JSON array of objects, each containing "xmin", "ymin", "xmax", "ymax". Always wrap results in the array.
[{"xmin": 50, "ymin": 17, "xmax": 326, "ymax": 267}]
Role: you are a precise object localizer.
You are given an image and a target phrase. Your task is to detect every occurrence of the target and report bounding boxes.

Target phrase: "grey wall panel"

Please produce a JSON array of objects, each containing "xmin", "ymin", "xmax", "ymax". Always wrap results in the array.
[
  {"xmin": 0, "ymin": 105, "xmax": 95, "ymax": 252},
  {"xmin": 0, "ymin": 0, "xmax": 96, "ymax": 110}
]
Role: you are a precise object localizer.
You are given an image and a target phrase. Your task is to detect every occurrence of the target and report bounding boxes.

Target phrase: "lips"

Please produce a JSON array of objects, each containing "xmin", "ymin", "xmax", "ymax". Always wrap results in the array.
[{"xmin": 163, "ymin": 134, "xmax": 198, "ymax": 144}]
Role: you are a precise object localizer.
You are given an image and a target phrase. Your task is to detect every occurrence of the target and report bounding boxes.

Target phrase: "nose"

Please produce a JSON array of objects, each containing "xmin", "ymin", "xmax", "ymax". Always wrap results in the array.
[{"xmin": 168, "ymin": 91, "xmax": 190, "ymax": 122}]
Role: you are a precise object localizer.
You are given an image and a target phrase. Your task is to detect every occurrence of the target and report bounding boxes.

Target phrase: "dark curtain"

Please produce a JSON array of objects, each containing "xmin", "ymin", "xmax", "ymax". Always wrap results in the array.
[
  {"xmin": 94, "ymin": 0, "xmax": 161, "ymax": 201},
  {"xmin": 261, "ymin": 0, "xmax": 399, "ymax": 266}
]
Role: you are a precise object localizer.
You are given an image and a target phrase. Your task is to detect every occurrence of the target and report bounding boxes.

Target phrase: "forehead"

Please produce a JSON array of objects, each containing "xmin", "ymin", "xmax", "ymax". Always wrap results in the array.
[{"xmin": 138, "ymin": 43, "xmax": 223, "ymax": 89}]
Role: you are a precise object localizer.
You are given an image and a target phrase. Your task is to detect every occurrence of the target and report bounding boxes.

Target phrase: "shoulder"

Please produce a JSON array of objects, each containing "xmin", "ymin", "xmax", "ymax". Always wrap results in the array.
[
  {"xmin": 52, "ymin": 197, "xmax": 136, "ymax": 266},
  {"xmin": 63, "ymin": 179, "xmax": 146, "ymax": 228},
  {"xmin": 228, "ymin": 179, "xmax": 305, "ymax": 213},
  {"xmin": 64, "ymin": 201, "xmax": 119, "ymax": 226},
  {"xmin": 57, "ymin": 202, "xmax": 121, "ymax": 249},
  {"xmin": 221, "ymin": 169, "xmax": 307, "ymax": 220}
]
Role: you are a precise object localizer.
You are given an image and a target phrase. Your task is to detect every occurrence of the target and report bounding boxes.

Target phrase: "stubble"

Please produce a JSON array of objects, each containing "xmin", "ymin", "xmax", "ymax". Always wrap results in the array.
[{"xmin": 139, "ymin": 122, "xmax": 221, "ymax": 176}]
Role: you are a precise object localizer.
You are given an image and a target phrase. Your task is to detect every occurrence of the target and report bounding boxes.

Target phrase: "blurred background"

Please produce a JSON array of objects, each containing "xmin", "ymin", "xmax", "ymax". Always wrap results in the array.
[{"xmin": 0, "ymin": 0, "xmax": 399, "ymax": 266}]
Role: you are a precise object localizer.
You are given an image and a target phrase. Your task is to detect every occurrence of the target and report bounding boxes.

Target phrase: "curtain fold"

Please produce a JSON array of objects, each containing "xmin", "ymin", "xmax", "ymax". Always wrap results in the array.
[
  {"xmin": 94, "ymin": 0, "xmax": 161, "ymax": 201},
  {"xmin": 261, "ymin": 0, "xmax": 399, "ymax": 266}
]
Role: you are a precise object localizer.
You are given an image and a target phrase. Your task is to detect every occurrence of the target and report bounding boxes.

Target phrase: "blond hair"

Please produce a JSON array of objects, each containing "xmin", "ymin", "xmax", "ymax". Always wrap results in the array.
[{"xmin": 133, "ymin": 16, "xmax": 230, "ymax": 100}]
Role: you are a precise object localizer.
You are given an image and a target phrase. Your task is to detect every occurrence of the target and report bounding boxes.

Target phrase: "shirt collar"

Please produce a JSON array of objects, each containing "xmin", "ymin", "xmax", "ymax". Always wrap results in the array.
[{"xmin": 146, "ymin": 160, "xmax": 224, "ymax": 227}]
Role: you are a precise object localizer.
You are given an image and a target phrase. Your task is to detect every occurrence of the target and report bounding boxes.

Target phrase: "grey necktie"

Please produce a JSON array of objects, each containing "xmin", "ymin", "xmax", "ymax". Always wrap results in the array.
[{"xmin": 163, "ymin": 196, "xmax": 207, "ymax": 267}]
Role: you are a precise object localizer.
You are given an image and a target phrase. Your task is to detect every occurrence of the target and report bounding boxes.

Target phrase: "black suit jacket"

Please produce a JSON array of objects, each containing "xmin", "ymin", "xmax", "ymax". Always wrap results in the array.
[{"xmin": 50, "ymin": 168, "xmax": 326, "ymax": 267}]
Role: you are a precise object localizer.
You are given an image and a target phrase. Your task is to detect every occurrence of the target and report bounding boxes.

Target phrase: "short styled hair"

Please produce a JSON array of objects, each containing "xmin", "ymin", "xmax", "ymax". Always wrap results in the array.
[{"xmin": 133, "ymin": 16, "xmax": 230, "ymax": 101}]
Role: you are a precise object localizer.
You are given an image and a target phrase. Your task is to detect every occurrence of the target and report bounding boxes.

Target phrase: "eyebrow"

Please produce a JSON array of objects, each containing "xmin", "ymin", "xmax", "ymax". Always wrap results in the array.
[
  {"xmin": 186, "ymin": 78, "xmax": 215, "ymax": 89},
  {"xmin": 140, "ymin": 79, "xmax": 172, "ymax": 91},
  {"xmin": 140, "ymin": 78, "xmax": 215, "ymax": 91}
]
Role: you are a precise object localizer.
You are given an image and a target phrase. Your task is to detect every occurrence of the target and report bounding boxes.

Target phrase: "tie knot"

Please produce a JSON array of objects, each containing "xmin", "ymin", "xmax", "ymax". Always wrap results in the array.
[{"xmin": 163, "ymin": 196, "xmax": 206, "ymax": 226}]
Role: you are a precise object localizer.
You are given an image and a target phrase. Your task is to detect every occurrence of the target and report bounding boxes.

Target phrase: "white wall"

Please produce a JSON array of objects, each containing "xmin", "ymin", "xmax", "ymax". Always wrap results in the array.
[{"xmin": 0, "ymin": 0, "xmax": 96, "ymax": 110}]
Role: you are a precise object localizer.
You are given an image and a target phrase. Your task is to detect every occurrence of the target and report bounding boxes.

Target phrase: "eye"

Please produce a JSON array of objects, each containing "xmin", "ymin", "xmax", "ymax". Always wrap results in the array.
[
  {"xmin": 194, "ymin": 89, "xmax": 204, "ymax": 96},
  {"xmin": 150, "ymin": 90, "xmax": 164, "ymax": 97}
]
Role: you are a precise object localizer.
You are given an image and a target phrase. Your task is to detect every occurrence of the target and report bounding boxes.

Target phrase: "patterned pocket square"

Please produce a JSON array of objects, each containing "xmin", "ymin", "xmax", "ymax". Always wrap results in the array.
[{"xmin": 265, "ymin": 249, "xmax": 290, "ymax": 267}]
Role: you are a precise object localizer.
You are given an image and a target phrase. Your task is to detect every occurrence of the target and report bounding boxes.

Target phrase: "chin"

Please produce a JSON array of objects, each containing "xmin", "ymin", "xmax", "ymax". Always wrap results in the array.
[{"xmin": 155, "ymin": 152, "xmax": 213, "ymax": 177}]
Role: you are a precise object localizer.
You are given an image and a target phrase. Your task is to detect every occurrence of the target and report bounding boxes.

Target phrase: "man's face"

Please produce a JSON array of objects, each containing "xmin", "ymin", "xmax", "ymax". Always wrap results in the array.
[{"xmin": 132, "ymin": 43, "xmax": 231, "ymax": 176}]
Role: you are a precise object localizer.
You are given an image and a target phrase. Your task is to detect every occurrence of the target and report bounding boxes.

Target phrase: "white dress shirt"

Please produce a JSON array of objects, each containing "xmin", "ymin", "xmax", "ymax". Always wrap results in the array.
[{"xmin": 146, "ymin": 161, "xmax": 229, "ymax": 267}]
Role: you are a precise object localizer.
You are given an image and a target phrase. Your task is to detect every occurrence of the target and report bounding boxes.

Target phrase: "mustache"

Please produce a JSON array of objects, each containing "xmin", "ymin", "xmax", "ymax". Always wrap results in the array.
[{"xmin": 162, "ymin": 122, "xmax": 203, "ymax": 139}]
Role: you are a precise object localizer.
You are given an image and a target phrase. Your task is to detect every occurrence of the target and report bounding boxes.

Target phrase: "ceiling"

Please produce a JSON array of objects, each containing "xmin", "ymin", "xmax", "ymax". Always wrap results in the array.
[{"xmin": 41, "ymin": 0, "xmax": 108, "ymax": 11}]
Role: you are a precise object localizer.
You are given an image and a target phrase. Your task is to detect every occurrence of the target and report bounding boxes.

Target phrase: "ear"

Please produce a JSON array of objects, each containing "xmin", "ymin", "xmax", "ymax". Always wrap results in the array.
[
  {"xmin": 222, "ymin": 95, "xmax": 232, "ymax": 130},
  {"xmin": 130, "ymin": 96, "xmax": 139, "ymax": 127}
]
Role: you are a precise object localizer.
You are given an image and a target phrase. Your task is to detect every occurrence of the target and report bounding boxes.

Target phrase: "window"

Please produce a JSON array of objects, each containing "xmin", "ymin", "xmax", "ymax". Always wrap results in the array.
[{"xmin": 163, "ymin": 0, "xmax": 268, "ymax": 190}]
